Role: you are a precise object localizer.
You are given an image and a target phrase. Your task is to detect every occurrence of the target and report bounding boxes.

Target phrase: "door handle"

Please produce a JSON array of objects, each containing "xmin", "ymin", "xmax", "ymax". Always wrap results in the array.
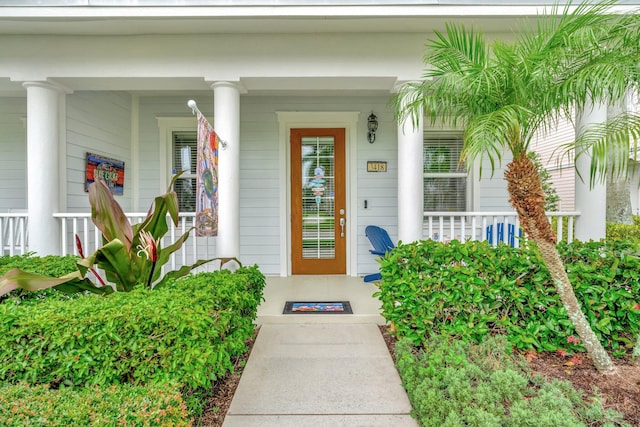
[{"xmin": 339, "ymin": 218, "xmax": 345, "ymax": 237}]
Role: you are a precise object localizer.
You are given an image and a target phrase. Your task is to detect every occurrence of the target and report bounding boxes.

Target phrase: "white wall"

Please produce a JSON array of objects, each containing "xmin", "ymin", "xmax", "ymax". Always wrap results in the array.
[
  {"xmin": 477, "ymin": 155, "xmax": 511, "ymax": 212},
  {"xmin": 65, "ymin": 91, "xmax": 132, "ymax": 212},
  {"xmin": 0, "ymin": 97, "xmax": 27, "ymax": 212},
  {"xmin": 532, "ymin": 114, "xmax": 576, "ymax": 211}
]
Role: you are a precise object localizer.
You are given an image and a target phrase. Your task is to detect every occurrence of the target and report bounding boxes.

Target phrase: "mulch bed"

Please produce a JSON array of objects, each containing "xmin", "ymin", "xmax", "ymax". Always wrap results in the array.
[
  {"xmin": 379, "ymin": 325, "xmax": 640, "ymax": 426},
  {"xmin": 527, "ymin": 351, "xmax": 640, "ymax": 426},
  {"xmin": 197, "ymin": 325, "xmax": 640, "ymax": 426},
  {"xmin": 196, "ymin": 327, "xmax": 259, "ymax": 427}
]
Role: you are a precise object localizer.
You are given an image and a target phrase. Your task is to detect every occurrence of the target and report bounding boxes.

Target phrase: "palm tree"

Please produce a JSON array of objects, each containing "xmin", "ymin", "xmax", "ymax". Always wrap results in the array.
[{"xmin": 394, "ymin": 0, "xmax": 640, "ymax": 373}]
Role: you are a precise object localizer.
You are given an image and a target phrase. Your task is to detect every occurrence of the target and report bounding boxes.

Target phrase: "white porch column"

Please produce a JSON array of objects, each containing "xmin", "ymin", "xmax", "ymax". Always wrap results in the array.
[
  {"xmin": 23, "ymin": 81, "xmax": 64, "ymax": 255},
  {"xmin": 211, "ymin": 82, "xmax": 241, "ymax": 258},
  {"xmin": 575, "ymin": 99, "xmax": 607, "ymax": 241},
  {"xmin": 397, "ymin": 114, "xmax": 424, "ymax": 243}
]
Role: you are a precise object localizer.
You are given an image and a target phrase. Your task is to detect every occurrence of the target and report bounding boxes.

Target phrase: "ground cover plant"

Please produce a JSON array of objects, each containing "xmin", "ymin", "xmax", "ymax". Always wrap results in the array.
[
  {"xmin": 394, "ymin": 334, "xmax": 628, "ymax": 426},
  {"xmin": 0, "ymin": 266, "xmax": 265, "ymax": 424},
  {"xmin": 0, "ymin": 383, "xmax": 189, "ymax": 427}
]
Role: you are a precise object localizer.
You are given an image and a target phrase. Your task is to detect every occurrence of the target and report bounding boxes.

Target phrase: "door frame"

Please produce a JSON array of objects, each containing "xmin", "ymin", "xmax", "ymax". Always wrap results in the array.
[{"xmin": 277, "ymin": 111, "xmax": 360, "ymax": 277}]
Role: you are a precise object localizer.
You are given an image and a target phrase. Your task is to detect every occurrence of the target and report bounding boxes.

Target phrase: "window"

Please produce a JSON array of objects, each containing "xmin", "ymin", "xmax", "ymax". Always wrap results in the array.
[
  {"xmin": 423, "ymin": 132, "xmax": 467, "ymax": 211},
  {"xmin": 172, "ymin": 130, "xmax": 197, "ymax": 212}
]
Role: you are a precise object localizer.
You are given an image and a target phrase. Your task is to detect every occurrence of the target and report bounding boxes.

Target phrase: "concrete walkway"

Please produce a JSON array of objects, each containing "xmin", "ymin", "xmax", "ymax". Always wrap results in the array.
[{"xmin": 222, "ymin": 323, "xmax": 418, "ymax": 427}]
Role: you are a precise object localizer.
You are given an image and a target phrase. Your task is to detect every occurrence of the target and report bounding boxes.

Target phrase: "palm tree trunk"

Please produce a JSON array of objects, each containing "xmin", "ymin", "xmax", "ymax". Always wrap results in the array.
[{"xmin": 505, "ymin": 154, "xmax": 616, "ymax": 374}]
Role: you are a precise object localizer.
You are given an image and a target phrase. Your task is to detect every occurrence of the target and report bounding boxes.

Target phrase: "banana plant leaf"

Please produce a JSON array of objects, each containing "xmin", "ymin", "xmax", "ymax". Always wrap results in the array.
[
  {"xmin": 78, "ymin": 239, "xmax": 139, "ymax": 292},
  {"xmin": 133, "ymin": 172, "xmax": 183, "ymax": 241},
  {"xmin": 0, "ymin": 268, "xmax": 110, "ymax": 297},
  {"xmin": 153, "ymin": 258, "xmax": 216, "ymax": 289},
  {"xmin": 89, "ymin": 179, "xmax": 133, "ymax": 251}
]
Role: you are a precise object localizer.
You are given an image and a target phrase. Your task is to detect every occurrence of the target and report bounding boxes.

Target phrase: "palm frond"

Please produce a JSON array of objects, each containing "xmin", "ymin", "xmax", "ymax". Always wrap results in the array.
[
  {"xmin": 426, "ymin": 23, "xmax": 488, "ymax": 78},
  {"xmin": 562, "ymin": 112, "xmax": 640, "ymax": 187},
  {"xmin": 462, "ymin": 105, "xmax": 533, "ymax": 167}
]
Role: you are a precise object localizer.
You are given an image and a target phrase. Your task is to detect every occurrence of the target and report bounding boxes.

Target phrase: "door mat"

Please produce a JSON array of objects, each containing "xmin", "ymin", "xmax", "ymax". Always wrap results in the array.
[{"xmin": 283, "ymin": 301, "xmax": 353, "ymax": 314}]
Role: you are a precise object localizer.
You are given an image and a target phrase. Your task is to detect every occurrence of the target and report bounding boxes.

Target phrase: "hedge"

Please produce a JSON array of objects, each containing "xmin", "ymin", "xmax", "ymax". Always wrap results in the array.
[
  {"xmin": 375, "ymin": 239, "xmax": 640, "ymax": 356},
  {"xmin": 0, "ymin": 267, "xmax": 265, "ymax": 389},
  {"xmin": 0, "ymin": 254, "xmax": 80, "ymax": 303}
]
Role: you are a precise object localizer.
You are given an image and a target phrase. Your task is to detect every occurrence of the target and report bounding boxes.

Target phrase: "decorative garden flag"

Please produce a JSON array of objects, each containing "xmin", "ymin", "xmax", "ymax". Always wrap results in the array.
[{"xmin": 195, "ymin": 111, "xmax": 219, "ymax": 236}]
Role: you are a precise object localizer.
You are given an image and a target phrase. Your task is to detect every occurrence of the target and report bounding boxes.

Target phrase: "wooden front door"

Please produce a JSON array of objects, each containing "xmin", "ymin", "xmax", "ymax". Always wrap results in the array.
[{"xmin": 291, "ymin": 128, "xmax": 346, "ymax": 274}]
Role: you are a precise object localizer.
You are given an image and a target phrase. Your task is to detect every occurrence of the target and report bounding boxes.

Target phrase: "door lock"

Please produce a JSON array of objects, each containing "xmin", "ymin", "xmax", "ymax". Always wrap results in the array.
[{"xmin": 339, "ymin": 218, "xmax": 345, "ymax": 237}]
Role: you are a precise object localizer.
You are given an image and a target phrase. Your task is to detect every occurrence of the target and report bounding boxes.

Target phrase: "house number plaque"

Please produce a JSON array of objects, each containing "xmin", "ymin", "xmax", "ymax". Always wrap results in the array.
[{"xmin": 367, "ymin": 161, "xmax": 387, "ymax": 172}]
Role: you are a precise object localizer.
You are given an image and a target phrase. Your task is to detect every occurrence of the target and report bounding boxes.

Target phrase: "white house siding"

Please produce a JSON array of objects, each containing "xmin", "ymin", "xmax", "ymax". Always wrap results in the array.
[
  {"xmin": 0, "ymin": 97, "xmax": 26, "ymax": 212},
  {"xmin": 65, "ymin": 91, "xmax": 133, "ymax": 212},
  {"xmin": 477, "ymin": 155, "xmax": 511, "ymax": 212},
  {"xmin": 532, "ymin": 114, "xmax": 576, "ymax": 211}
]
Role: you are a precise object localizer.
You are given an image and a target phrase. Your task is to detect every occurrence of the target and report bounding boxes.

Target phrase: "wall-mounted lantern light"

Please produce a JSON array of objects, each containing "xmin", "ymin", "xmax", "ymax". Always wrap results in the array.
[{"xmin": 367, "ymin": 112, "xmax": 378, "ymax": 144}]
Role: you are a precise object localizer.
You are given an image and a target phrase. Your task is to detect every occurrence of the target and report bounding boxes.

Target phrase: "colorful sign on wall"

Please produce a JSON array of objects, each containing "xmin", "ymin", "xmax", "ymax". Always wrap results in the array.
[{"xmin": 85, "ymin": 152, "xmax": 125, "ymax": 195}]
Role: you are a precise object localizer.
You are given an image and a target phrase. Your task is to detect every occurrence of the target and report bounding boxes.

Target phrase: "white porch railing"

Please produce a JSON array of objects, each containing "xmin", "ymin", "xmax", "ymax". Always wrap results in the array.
[
  {"xmin": 423, "ymin": 211, "xmax": 579, "ymax": 247},
  {"xmin": 53, "ymin": 212, "xmax": 218, "ymax": 273},
  {"xmin": 0, "ymin": 212, "xmax": 29, "ymax": 256},
  {"xmin": 1, "ymin": 210, "xmax": 581, "ymax": 262}
]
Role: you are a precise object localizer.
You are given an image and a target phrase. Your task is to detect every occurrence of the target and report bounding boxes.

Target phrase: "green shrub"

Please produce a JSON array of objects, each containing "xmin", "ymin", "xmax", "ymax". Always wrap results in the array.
[
  {"xmin": 0, "ymin": 253, "xmax": 79, "ymax": 277},
  {"xmin": 0, "ymin": 266, "xmax": 265, "ymax": 391},
  {"xmin": 375, "ymin": 239, "xmax": 640, "ymax": 356},
  {"xmin": 395, "ymin": 335, "xmax": 628, "ymax": 427},
  {"xmin": 607, "ymin": 216, "xmax": 640, "ymax": 242},
  {"xmin": 0, "ymin": 382, "xmax": 190, "ymax": 426},
  {"xmin": 0, "ymin": 254, "xmax": 80, "ymax": 303}
]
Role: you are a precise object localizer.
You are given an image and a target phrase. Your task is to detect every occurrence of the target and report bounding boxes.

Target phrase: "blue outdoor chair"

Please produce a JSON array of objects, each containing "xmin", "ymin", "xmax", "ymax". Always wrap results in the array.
[
  {"xmin": 486, "ymin": 223, "xmax": 523, "ymax": 247},
  {"xmin": 364, "ymin": 225, "xmax": 395, "ymax": 282}
]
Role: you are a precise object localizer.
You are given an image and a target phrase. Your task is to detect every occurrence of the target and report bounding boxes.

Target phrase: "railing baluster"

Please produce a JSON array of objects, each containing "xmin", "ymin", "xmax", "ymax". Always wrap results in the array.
[
  {"xmin": 557, "ymin": 215, "xmax": 564, "ymax": 242},
  {"xmin": 83, "ymin": 217, "xmax": 89, "ymax": 256},
  {"xmin": 9, "ymin": 218, "xmax": 15, "ymax": 256},
  {"xmin": 192, "ymin": 217, "xmax": 197, "ymax": 266},
  {"xmin": 61, "ymin": 218, "xmax": 68, "ymax": 255},
  {"xmin": 482, "ymin": 217, "xmax": 487, "ymax": 241},
  {"xmin": 471, "ymin": 216, "xmax": 477, "ymax": 241},
  {"xmin": 170, "ymin": 219, "xmax": 176, "ymax": 270},
  {"xmin": 180, "ymin": 216, "xmax": 187, "ymax": 266},
  {"xmin": 18, "ymin": 216, "xmax": 27, "ymax": 255},
  {"xmin": 449, "ymin": 216, "xmax": 455, "ymax": 241},
  {"xmin": 568, "ymin": 216, "xmax": 574, "ymax": 241},
  {"xmin": 492, "ymin": 217, "xmax": 498, "ymax": 246},
  {"xmin": 94, "ymin": 216, "xmax": 101, "ymax": 252},
  {"xmin": 72, "ymin": 218, "xmax": 79, "ymax": 256}
]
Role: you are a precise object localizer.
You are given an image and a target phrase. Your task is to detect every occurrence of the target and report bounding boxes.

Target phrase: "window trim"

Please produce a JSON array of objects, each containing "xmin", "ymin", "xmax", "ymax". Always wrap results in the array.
[{"xmin": 157, "ymin": 117, "xmax": 197, "ymax": 195}]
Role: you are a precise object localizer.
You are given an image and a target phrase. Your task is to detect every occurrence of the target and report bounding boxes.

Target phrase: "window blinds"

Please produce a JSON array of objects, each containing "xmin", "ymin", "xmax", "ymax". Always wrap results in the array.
[{"xmin": 424, "ymin": 133, "xmax": 467, "ymax": 212}]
